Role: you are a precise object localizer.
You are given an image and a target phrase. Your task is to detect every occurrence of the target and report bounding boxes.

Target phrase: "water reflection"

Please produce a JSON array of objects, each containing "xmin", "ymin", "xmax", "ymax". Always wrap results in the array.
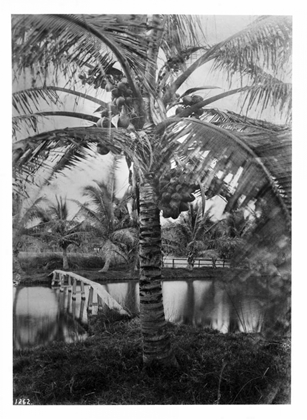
[
  {"xmin": 13, "ymin": 278, "xmax": 286, "ymax": 350},
  {"xmin": 13, "ymin": 286, "xmax": 88, "ymax": 350}
]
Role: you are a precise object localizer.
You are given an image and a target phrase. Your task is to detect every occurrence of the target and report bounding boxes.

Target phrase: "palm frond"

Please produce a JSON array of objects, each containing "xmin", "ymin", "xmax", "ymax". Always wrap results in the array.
[
  {"xmin": 111, "ymin": 228, "xmax": 137, "ymax": 247},
  {"xmin": 169, "ymin": 15, "xmax": 291, "ymax": 115},
  {"xmin": 12, "ymin": 14, "xmax": 147, "ymax": 105},
  {"xmin": 180, "ymin": 86, "xmax": 221, "ymax": 98},
  {"xmin": 211, "ymin": 15, "xmax": 292, "ymax": 79},
  {"xmin": 161, "ymin": 15, "xmax": 205, "ymax": 58},
  {"xmin": 13, "ymin": 86, "xmax": 108, "ymax": 116},
  {"xmin": 13, "ymin": 111, "xmax": 99, "ymax": 137},
  {"xmin": 83, "ymin": 183, "xmax": 114, "ymax": 224},
  {"xmin": 13, "ymin": 126, "xmax": 151, "ymax": 185},
  {"xmin": 157, "ymin": 117, "xmax": 291, "ymax": 230},
  {"xmin": 199, "ymin": 107, "xmax": 289, "ymax": 133}
]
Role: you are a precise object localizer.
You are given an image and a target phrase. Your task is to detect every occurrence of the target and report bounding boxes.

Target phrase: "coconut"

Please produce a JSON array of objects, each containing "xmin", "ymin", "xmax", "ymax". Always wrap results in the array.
[
  {"xmin": 194, "ymin": 108, "xmax": 204, "ymax": 117},
  {"xmin": 182, "ymin": 192, "xmax": 195, "ymax": 203},
  {"xmin": 171, "ymin": 209, "xmax": 180, "ymax": 219},
  {"xmin": 96, "ymin": 144, "xmax": 110, "ymax": 155},
  {"xmin": 179, "ymin": 202, "xmax": 189, "ymax": 212},
  {"xmin": 191, "ymin": 95, "xmax": 203, "ymax": 104},
  {"xmin": 169, "ymin": 199, "xmax": 180, "ymax": 210},
  {"xmin": 118, "ymin": 114, "xmax": 130, "ymax": 128},
  {"xmin": 96, "ymin": 118, "xmax": 104, "ymax": 127},
  {"xmin": 176, "ymin": 106, "xmax": 185, "ymax": 115},
  {"xmin": 181, "ymin": 95, "xmax": 193, "ymax": 106},
  {"xmin": 100, "ymin": 109, "xmax": 109, "ymax": 118},
  {"xmin": 105, "ymin": 81, "xmax": 114, "ymax": 92},
  {"xmin": 111, "ymin": 88, "xmax": 120, "ymax": 98},
  {"xmin": 125, "ymin": 97, "xmax": 133, "ymax": 106},
  {"xmin": 162, "ymin": 208, "xmax": 173, "ymax": 218},
  {"xmin": 116, "ymin": 96, "xmax": 126, "ymax": 107},
  {"xmin": 161, "ymin": 191, "xmax": 172, "ymax": 202},
  {"xmin": 171, "ymin": 192, "xmax": 182, "ymax": 201},
  {"xmin": 117, "ymin": 82, "xmax": 128, "ymax": 94}
]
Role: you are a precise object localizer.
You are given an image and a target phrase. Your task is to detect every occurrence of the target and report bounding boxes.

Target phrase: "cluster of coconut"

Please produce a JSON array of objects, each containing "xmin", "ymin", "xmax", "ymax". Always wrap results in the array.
[
  {"xmin": 78, "ymin": 66, "xmax": 123, "ymax": 90},
  {"xmin": 157, "ymin": 167, "xmax": 199, "ymax": 219},
  {"xmin": 96, "ymin": 78, "xmax": 138, "ymax": 130},
  {"xmin": 176, "ymin": 95, "xmax": 204, "ymax": 118}
]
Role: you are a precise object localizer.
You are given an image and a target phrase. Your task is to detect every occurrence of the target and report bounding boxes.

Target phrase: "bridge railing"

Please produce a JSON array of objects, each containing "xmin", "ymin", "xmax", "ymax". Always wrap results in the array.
[
  {"xmin": 51, "ymin": 270, "xmax": 130, "ymax": 317},
  {"xmin": 162, "ymin": 257, "xmax": 230, "ymax": 269}
]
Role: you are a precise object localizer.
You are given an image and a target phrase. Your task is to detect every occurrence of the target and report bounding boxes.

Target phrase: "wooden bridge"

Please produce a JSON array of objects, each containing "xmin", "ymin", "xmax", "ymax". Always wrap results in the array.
[{"xmin": 51, "ymin": 270, "xmax": 130, "ymax": 317}]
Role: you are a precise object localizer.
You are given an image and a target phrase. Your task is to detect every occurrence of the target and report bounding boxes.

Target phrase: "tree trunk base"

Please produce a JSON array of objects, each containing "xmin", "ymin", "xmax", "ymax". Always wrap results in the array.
[{"xmin": 143, "ymin": 352, "xmax": 180, "ymax": 369}]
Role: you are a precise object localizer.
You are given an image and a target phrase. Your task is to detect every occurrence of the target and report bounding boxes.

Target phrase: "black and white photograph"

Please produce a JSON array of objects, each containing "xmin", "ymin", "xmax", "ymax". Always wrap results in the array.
[{"xmin": 5, "ymin": 4, "xmax": 303, "ymax": 418}]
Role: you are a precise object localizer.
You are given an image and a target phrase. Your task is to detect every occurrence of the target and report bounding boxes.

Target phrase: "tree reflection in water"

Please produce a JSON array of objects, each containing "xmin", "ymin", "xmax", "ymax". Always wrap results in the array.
[
  {"xmin": 13, "ymin": 277, "xmax": 286, "ymax": 350},
  {"xmin": 13, "ymin": 286, "xmax": 87, "ymax": 350}
]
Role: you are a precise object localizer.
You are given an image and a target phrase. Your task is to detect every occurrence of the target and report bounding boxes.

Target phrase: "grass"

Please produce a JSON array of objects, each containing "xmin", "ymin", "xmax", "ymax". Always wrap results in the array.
[{"xmin": 13, "ymin": 311, "xmax": 290, "ymax": 405}]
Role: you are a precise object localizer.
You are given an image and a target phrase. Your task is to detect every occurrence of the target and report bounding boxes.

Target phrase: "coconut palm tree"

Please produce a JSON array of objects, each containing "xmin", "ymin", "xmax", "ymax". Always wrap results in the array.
[
  {"xmin": 40, "ymin": 196, "xmax": 85, "ymax": 269},
  {"xmin": 12, "ymin": 15, "xmax": 291, "ymax": 365},
  {"xmin": 162, "ymin": 202, "xmax": 219, "ymax": 269},
  {"xmin": 13, "ymin": 192, "xmax": 47, "ymax": 278},
  {"xmin": 77, "ymin": 179, "xmax": 137, "ymax": 272},
  {"xmin": 207, "ymin": 209, "xmax": 252, "ymax": 263}
]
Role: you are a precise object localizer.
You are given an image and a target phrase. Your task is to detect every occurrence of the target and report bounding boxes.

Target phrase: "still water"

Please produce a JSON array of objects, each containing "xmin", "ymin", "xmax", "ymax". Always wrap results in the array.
[{"xmin": 13, "ymin": 279, "xmax": 284, "ymax": 350}]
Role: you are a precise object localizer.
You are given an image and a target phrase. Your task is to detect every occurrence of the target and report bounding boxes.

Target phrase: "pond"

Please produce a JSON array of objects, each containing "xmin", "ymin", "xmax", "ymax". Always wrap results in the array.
[{"xmin": 13, "ymin": 278, "xmax": 287, "ymax": 350}]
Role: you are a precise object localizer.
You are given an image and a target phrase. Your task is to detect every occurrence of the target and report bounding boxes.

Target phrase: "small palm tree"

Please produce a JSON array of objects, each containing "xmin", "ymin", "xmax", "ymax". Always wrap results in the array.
[
  {"xmin": 40, "ymin": 196, "xmax": 85, "ymax": 269},
  {"xmin": 207, "ymin": 209, "xmax": 252, "ymax": 263},
  {"xmin": 78, "ymin": 180, "xmax": 137, "ymax": 272},
  {"xmin": 163, "ymin": 201, "xmax": 219, "ymax": 269},
  {"xmin": 13, "ymin": 193, "xmax": 47, "ymax": 277}
]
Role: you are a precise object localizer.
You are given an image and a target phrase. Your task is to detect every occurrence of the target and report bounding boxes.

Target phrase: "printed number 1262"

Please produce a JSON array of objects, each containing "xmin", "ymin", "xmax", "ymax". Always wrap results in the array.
[{"xmin": 14, "ymin": 398, "xmax": 31, "ymax": 405}]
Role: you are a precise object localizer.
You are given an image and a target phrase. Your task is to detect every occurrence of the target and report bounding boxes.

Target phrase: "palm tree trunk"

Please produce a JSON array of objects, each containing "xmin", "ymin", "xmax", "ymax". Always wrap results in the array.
[
  {"xmin": 187, "ymin": 248, "xmax": 195, "ymax": 270},
  {"xmin": 99, "ymin": 257, "xmax": 110, "ymax": 272},
  {"xmin": 62, "ymin": 247, "xmax": 69, "ymax": 270},
  {"xmin": 139, "ymin": 173, "xmax": 177, "ymax": 366}
]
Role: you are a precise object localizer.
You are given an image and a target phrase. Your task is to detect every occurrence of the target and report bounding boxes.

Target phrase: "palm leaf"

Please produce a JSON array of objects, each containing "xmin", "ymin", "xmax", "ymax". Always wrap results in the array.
[
  {"xmin": 180, "ymin": 86, "xmax": 221, "ymax": 97},
  {"xmin": 157, "ymin": 117, "xmax": 291, "ymax": 230},
  {"xmin": 13, "ymin": 86, "xmax": 108, "ymax": 116},
  {"xmin": 169, "ymin": 15, "xmax": 291, "ymax": 114},
  {"xmin": 12, "ymin": 14, "xmax": 147, "ymax": 104},
  {"xmin": 13, "ymin": 111, "xmax": 99, "ymax": 137}
]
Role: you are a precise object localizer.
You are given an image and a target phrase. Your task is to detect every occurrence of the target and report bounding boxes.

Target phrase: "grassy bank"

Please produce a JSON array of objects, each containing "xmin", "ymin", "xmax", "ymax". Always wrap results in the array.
[{"xmin": 13, "ymin": 312, "xmax": 290, "ymax": 405}]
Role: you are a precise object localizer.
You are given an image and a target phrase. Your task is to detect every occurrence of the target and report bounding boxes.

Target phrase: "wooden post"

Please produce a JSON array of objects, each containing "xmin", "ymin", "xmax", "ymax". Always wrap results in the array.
[
  {"xmin": 60, "ymin": 273, "xmax": 64, "ymax": 292},
  {"xmin": 88, "ymin": 286, "xmax": 93, "ymax": 313},
  {"xmin": 67, "ymin": 275, "xmax": 72, "ymax": 293},
  {"xmin": 72, "ymin": 278, "xmax": 77, "ymax": 301},
  {"xmin": 98, "ymin": 295, "xmax": 103, "ymax": 312},
  {"xmin": 80, "ymin": 281, "xmax": 86, "ymax": 300},
  {"xmin": 79, "ymin": 298, "xmax": 85, "ymax": 321},
  {"xmin": 172, "ymin": 259, "xmax": 175, "ymax": 268},
  {"xmin": 51, "ymin": 271, "xmax": 56, "ymax": 286},
  {"xmin": 72, "ymin": 299, "xmax": 76, "ymax": 319}
]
